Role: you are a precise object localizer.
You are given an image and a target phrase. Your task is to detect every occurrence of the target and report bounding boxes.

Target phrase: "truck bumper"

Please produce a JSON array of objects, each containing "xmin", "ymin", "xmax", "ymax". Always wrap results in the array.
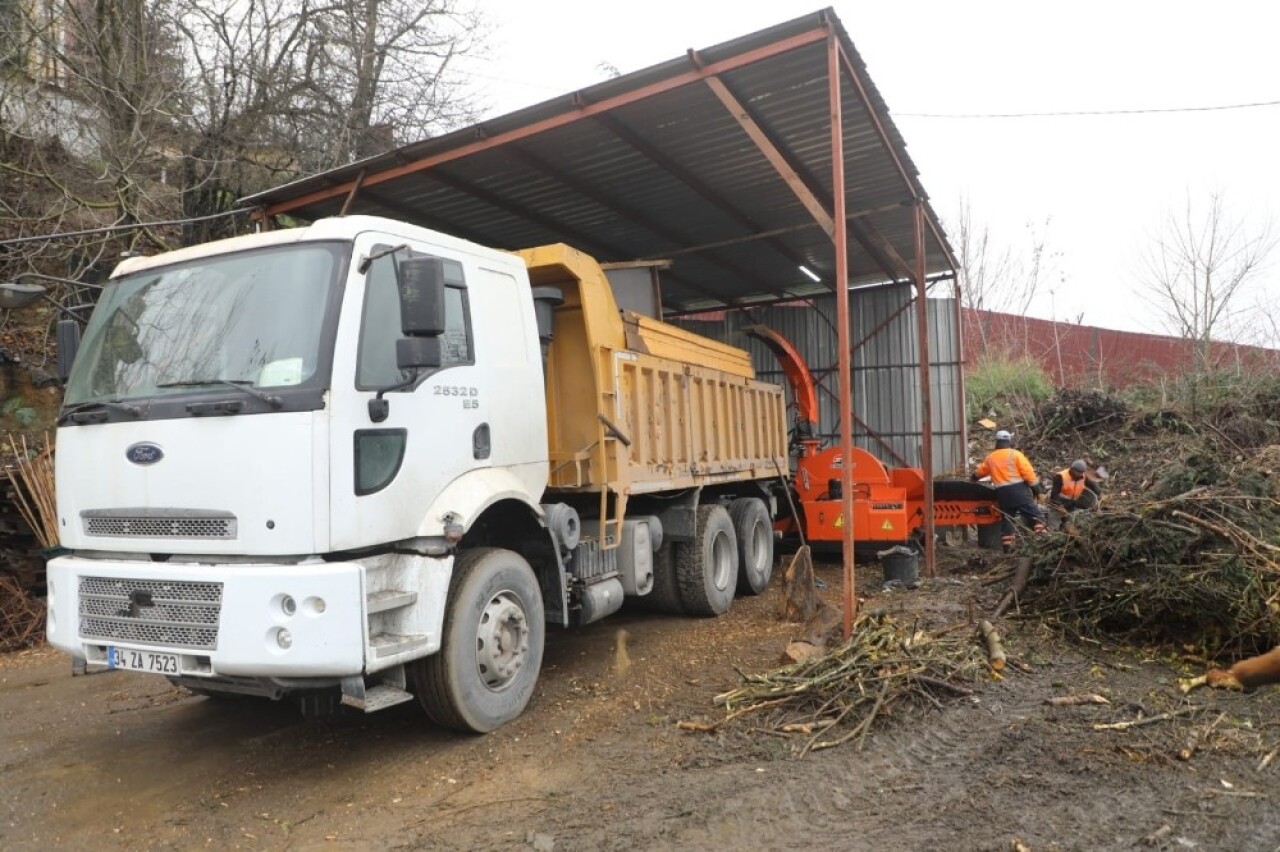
[{"xmin": 47, "ymin": 556, "xmax": 366, "ymax": 679}]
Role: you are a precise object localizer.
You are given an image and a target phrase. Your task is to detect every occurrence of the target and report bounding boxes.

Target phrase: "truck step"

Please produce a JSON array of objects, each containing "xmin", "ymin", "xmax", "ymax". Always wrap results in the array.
[
  {"xmin": 367, "ymin": 590, "xmax": 419, "ymax": 614},
  {"xmin": 369, "ymin": 632, "xmax": 429, "ymax": 658},
  {"xmin": 359, "ymin": 684, "xmax": 416, "ymax": 713}
]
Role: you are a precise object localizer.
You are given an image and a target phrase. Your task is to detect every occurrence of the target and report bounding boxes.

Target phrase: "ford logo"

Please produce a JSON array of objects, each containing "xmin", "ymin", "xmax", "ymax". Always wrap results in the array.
[{"xmin": 125, "ymin": 443, "xmax": 164, "ymax": 465}]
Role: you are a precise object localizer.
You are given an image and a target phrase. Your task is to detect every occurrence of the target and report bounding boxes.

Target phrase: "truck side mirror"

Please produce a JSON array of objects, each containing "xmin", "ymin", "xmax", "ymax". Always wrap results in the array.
[
  {"xmin": 398, "ymin": 258, "xmax": 447, "ymax": 337},
  {"xmin": 56, "ymin": 319, "xmax": 81, "ymax": 381},
  {"xmin": 395, "ymin": 337, "xmax": 442, "ymax": 371},
  {"xmin": 0, "ymin": 281, "xmax": 45, "ymax": 309}
]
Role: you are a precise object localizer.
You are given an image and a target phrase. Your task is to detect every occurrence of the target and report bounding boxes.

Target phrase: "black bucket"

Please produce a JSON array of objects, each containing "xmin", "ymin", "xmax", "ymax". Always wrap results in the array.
[{"xmin": 878, "ymin": 546, "xmax": 919, "ymax": 587}]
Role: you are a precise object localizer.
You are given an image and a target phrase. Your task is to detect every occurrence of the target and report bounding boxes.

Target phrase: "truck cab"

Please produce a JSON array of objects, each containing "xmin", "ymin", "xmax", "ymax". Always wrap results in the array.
[{"xmin": 47, "ymin": 217, "xmax": 549, "ymax": 726}]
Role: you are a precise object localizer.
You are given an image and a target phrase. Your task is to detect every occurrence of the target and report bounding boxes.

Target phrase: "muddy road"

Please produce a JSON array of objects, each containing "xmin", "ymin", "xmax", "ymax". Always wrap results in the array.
[{"xmin": 3, "ymin": 560, "xmax": 1279, "ymax": 851}]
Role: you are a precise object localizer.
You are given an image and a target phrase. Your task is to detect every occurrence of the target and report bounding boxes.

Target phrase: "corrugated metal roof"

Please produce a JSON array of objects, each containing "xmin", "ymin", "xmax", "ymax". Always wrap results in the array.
[{"xmin": 240, "ymin": 8, "xmax": 955, "ymax": 314}]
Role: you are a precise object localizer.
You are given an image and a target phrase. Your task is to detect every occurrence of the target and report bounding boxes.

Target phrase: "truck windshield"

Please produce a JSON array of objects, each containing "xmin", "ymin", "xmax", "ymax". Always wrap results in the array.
[{"xmin": 64, "ymin": 242, "xmax": 347, "ymax": 406}]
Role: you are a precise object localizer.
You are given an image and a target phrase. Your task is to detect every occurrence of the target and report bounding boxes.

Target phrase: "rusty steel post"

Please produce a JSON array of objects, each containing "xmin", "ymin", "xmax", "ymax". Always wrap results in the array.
[
  {"xmin": 913, "ymin": 201, "xmax": 937, "ymax": 577},
  {"xmin": 953, "ymin": 276, "xmax": 969, "ymax": 476},
  {"xmin": 828, "ymin": 32, "xmax": 856, "ymax": 639}
]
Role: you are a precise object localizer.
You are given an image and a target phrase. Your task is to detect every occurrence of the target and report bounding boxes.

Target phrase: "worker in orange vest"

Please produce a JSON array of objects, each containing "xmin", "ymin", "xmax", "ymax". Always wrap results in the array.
[
  {"xmin": 973, "ymin": 430, "xmax": 1046, "ymax": 548},
  {"xmin": 1050, "ymin": 459, "xmax": 1100, "ymax": 512}
]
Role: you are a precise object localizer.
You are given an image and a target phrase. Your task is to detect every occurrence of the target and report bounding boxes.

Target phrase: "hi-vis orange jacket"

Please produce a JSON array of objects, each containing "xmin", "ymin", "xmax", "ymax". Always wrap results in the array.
[
  {"xmin": 1057, "ymin": 468, "xmax": 1087, "ymax": 500},
  {"xmin": 976, "ymin": 448, "xmax": 1037, "ymax": 487}
]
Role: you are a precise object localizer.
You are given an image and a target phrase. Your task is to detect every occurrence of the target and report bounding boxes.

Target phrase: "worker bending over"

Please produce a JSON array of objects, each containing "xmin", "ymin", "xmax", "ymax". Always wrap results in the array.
[
  {"xmin": 1050, "ymin": 459, "xmax": 1100, "ymax": 512},
  {"xmin": 973, "ymin": 430, "xmax": 1047, "ymax": 548}
]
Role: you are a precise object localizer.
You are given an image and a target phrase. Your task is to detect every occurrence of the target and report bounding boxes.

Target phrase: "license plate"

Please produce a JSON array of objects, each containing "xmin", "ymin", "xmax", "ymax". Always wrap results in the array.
[{"xmin": 107, "ymin": 647, "xmax": 179, "ymax": 675}]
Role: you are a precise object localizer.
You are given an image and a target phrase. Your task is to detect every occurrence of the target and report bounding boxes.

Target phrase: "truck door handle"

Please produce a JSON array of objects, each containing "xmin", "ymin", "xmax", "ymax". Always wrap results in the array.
[{"xmin": 473, "ymin": 423, "xmax": 491, "ymax": 460}]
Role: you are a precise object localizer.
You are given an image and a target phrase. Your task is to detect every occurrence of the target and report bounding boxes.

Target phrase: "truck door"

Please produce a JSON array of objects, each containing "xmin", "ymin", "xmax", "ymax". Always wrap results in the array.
[{"xmin": 328, "ymin": 235, "xmax": 490, "ymax": 551}]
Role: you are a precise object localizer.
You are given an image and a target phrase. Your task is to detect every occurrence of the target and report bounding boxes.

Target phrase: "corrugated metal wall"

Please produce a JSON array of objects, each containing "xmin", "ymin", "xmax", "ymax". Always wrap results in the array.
[{"xmin": 674, "ymin": 287, "xmax": 964, "ymax": 476}]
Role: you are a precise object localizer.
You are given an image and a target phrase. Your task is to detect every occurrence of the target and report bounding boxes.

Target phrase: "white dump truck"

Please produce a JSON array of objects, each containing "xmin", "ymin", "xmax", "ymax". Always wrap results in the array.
[{"xmin": 42, "ymin": 215, "xmax": 787, "ymax": 731}]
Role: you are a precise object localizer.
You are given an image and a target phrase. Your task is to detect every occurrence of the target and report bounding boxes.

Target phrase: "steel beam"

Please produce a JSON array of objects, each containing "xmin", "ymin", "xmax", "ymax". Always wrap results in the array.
[
  {"xmin": 828, "ymin": 32, "xmax": 857, "ymax": 640},
  {"xmin": 704, "ymin": 75, "xmax": 835, "ymax": 237},
  {"xmin": 700, "ymin": 72, "xmax": 911, "ymax": 288},
  {"xmin": 913, "ymin": 200, "xmax": 937, "ymax": 578}
]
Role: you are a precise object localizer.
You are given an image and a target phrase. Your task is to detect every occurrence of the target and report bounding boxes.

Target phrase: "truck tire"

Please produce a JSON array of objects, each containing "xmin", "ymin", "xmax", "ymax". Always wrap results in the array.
[
  {"xmin": 410, "ymin": 547, "xmax": 545, "ymax": 733},
  {"xmin": 675, "ymin": 505, "xmax": 738, "ymax": 616},
  {"xmin": 638, "ymin": 541, "xmax": 684, "ymax": 614},
  {"xmin": 730, "ymin": 497, "xmax": 773, "ymax": 595}
]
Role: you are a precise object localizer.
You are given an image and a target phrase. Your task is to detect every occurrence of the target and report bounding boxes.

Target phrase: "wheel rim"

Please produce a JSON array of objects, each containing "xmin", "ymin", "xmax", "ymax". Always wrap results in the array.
[
  {"xmin": 475, "ymin": 591, "xmax": 530, "ymax": 691},
  {"xmin": 711, "ymin": 529, "xmax": 734, "ymax": 591},
  {"xmin": 749, "ymin": 519, "xmax": 770, "ymax": 579}
]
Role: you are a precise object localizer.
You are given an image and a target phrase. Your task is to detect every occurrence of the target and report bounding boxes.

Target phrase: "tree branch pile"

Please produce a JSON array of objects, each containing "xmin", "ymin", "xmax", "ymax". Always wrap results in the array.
[
  {"xmin": 687, "ymin": 613, "xmax": 986, "ymax": 755},
  {"xmin": 1033, "ymin": 388, "xmax": 1130, "ymax": 438},
  {"xmin": 1023, "ymin": 444, "xmax": 1280, "ymax": 654},
  {"xmin": 0, "ymin": 574, "xmax": 45, "ymax": 652}
]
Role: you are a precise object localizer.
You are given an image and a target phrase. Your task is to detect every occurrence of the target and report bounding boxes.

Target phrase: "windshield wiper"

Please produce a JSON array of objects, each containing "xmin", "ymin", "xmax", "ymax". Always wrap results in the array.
[
  {"xmin": 58, "ymin": 400, "xmax": 143, "ymax": 424},
  {"xmin": 157, "ymin": 379, "xmax": 283, "ymax": 410}
]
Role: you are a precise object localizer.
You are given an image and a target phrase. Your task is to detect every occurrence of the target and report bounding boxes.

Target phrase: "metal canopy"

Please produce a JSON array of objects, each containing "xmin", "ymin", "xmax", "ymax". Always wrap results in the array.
[{"xmin": 240, "ymin": 7, "xmax": 956, "ymax": 315}]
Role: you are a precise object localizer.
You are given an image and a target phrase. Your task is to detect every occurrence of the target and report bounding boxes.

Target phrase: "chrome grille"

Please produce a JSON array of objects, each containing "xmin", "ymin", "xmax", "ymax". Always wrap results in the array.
[
  {"xmin": 78, "ymin": 576, "xmax": 222, "ymax": 650},
  {"xmin": 81, "ymin": 510, "xmax": 236, "ymax": 540}
]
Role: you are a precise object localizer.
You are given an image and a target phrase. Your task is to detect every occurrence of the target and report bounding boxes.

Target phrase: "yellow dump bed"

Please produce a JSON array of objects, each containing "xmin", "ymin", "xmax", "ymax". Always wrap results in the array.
[{"xmin": 518, "ymin": 244, "xmax": 787, "ymax": 501}]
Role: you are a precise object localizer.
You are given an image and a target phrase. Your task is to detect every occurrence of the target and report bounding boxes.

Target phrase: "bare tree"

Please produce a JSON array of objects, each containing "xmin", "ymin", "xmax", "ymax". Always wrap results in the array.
[
  {"xmin": 290, "ymin": 0, "xmax": 480, "ymax": 168},
  {"xmin": 950, "ymin": 197, "xmax": 1056, "ymax": 353},
  {"xmin": 2, "ymin": 0, "xmax": 484, "ymax": 252},
  {"xmin": 0, "ymin": 0, "xmax": 483, "ymax": 371},
  {"xmin": 176, "ymin": 0, "xmax": 481, "ymax": 239},
  {"xmin": 1141, "ymin": 192, "xmax": 1276, "ymax": 372}
]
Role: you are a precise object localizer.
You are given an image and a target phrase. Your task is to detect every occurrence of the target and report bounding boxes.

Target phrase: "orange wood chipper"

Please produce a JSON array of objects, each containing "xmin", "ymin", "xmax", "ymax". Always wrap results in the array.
[{"xmin": 745, "ymin": 326, "xmax": 1002, "ymax": 551}]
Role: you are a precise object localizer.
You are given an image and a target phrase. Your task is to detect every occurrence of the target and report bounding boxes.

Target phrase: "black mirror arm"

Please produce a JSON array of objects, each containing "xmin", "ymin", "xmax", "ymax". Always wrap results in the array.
[
  {"xmin": 367, "ymin": 369, "xmax": 421, "ymax": 423},
  {"xmin": 41, "ymin": 293, "xmax": 91, "ymax": 322}
]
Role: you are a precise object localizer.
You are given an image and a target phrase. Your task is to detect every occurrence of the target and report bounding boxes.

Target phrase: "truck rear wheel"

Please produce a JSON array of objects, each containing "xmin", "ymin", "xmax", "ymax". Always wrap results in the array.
[
  {"xmin": 730, "ymin": 497, "xmax": 773, "ymax": 595},
  {"xmin": 637, "ymin": 540, "xmax": 684, "ymax": 614},
  {"xmin": 410, "ymin": 547, "xmax": 545, "ymax": 733},
  {"xmin": 675, "ymin": 505, "xmax": 738, "ymax": 616}
]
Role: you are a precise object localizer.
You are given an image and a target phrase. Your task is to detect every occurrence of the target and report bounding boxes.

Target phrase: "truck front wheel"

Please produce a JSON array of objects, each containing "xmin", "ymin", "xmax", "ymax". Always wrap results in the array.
[
  {"xmin": 410, "ymin": 547, "xmax": 545, "ymax": 733},
  {"xmin": 675, "ymin": 504, "xmax": 738, "ymax": 616}
]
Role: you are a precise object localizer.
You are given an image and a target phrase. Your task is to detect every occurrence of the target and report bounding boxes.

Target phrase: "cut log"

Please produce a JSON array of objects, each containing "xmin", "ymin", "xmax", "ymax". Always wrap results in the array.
[
  {"xmin": 780, "ymin": 640, "xmax": 823, "ymax": 665},
  {"xmin": 1205, "ymin": 646, "xmax": 1280, "ymax": 691},
  {"xmin": 675, "ymin": 720, "xmax": 717, "ymax": 733},
  {"xmin": 780, "ymin": 545, "xmax": 820, "ymax": 623},
  {"xmin": 800, "ymin": 602, "xmax": 843, "ymax": 649},
  {"xmin": 1044, "ymin": 694, "xmax": 1110, "ymax": 707},
  {"xmin": 993, "ymin": 557, "xmax": 1032, "ymax": 620},
  {"xmin": 979, "ymin": 620, "xmax": 1006, "ymax": 672}
]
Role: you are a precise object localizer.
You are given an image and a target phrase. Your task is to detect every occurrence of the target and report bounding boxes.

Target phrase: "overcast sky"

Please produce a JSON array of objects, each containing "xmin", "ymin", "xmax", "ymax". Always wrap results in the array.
[{"xmin": 456, "ymin": 1, "xmax": 1279, "ymax": 341}]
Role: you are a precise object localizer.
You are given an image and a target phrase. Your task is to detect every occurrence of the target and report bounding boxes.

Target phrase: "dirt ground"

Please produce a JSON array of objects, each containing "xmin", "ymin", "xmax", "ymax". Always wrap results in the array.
[{"xmin": 3, "ymin": 548, "xmax": 1279, "ymax": 852}]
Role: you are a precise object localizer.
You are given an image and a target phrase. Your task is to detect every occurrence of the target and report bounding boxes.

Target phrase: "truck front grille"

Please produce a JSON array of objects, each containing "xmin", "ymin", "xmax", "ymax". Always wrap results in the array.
[
  {"xmin": 81, "ymin": 509, "xmax": 237, "ymax": 540},
  {"xmin": 78, "ymin": 576, "xmax": 222, "ymax": 650}
]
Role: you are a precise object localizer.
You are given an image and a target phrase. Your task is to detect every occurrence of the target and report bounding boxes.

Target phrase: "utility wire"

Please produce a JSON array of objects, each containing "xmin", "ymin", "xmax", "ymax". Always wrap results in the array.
[
  {"xmin": 0, "ymin": 208, "xmax": 254, "ymax": 248},
  {"xmin": 897, "ymin": 98, "xmax": 1280, "ymax": 119}
]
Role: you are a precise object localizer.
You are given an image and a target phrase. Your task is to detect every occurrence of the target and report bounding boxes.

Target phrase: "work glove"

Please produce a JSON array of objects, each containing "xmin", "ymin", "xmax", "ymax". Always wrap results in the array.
[{"xmin": 1030, "ymin": 481, "xmax": 1044, "ymax": 497}]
